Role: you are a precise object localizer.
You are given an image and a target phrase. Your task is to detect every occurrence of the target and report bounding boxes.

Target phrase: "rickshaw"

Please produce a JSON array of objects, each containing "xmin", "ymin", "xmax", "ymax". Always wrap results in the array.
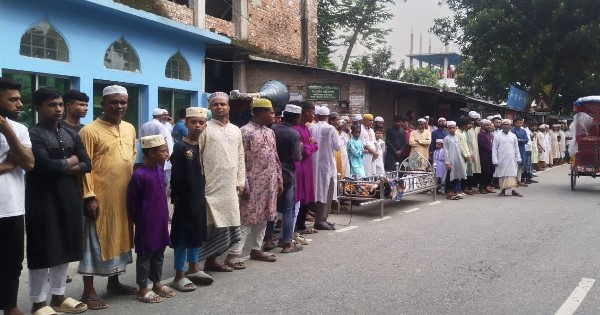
[{"xmin": 570, "ymin": 96, "xmax": 600, "ymax": 190}]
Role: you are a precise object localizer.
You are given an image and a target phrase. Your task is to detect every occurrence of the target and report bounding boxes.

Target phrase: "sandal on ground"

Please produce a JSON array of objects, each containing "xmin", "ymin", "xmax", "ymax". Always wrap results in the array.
[
  {"xmin": 153, "ymin": 286, "xmax": 176, "ymax": 298},
  {"xmin": 294, "ymin": 234, "xmax": 312, "ymax": 245},
  {"xmin": 281, "ymin": 242, "xmax": 304, "ymax": 253},
  {"xmin": 80, "ymin": 296, "xmax": 108, "ymax": 310},
  {"xmin": 450, "ymin": 195, "xmax": 461, "ymax": 200},
  {"xmin": 224, "ymin": 257, "xmax": 246, "ymax": 269},
  {"xmin": 170, "ymin": 277, "xmax": 196, "ymax": 292},
  {"xmin": 512, "ymin": 191, "xmax": 523, "ymax": 197},
  {"xmin": 498, "ymin": 191, "xmax": 507, "ymax": 196},
  {"xmin": 262, "ymin": 240, "xmax": 277, "ymax": 252},
  {"xmin": 136, "ymin": 291, "xmax": 163, "ymax": 304},
  {"xmin": 479, "ymin": 189, "xmax": 488, "ymax": 194},
  {"xmin": 204, "ymin": 263, "xmax": 234, "ymax": 272},
  {"xmin": 250, "ymin": 251, "xmax": 277, "ymax": 262},
  {"xmin": 297, "ymin": 227, "xmax": 318, "ymax": 234},
  {"xmin": 32, "ymin": 306, "xmax": 58, "ymax": 315},
  {"xmin": 185, "ymin": 270, "xmax": 214, "ymax": 285},
  {"xmin": 51, "ymin": 297, "xmax": 88, "ymax": 314},
  {"xmin": 314, "ymin": 222, "xmax": 335, "ymax": 230}
]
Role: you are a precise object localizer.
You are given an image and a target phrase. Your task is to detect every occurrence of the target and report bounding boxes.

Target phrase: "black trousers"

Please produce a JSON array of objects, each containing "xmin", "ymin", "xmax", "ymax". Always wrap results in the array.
[
  {"xmin": 0, "ymin": 215, "xmax": 24, "ymax": 310},
  {"xmin": 480, "ymin": 171, "xmax": 494, "ymax": 189},
  {"xmin": 295, "ymin": 204, "xmax": 312, "ymax": 231},
  {"xmin": 136, "ymin": 249, "xmax": 165, "ymax": 287}
]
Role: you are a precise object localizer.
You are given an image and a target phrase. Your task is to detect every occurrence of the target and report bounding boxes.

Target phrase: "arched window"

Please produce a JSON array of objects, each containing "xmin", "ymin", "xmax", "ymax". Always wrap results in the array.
[
  {"xmin": 165, "ymin": 52, "xmax": 191, "ymax": 81},
  {"xmin": 20, "ymin": 20, "xmax": 69, "ymax": 62},
  {"xmin": 104, "ymin": 37, "xmax": 140, "ymax": 72}
]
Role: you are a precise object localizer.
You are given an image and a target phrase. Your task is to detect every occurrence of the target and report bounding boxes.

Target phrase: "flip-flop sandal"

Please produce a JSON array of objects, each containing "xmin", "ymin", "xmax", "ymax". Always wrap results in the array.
[
  {"xmin": 80, "ymin": 296, "xmax": 108, "ymax": 310},
  {"xmin": 297, "ymin": 227, "xmax": 318, "ymax": 234},
  {"xmin": 153, "ymin": 286, "xmax": 176, "ymax": 298},
  {"xmin": 32, "ymin": 306, "xmax": 58, "ymax": 315},
  {"xmin": 170, "ymin": 278, "xmax": 196, "ymax": 292},
  {"xmin": 262, "ymin": 241, "xmax": 277, "ymax": 252},
  {"xmin": 204, "ymin": 263, "xmax": 234, "ymax": 272},
  {"xmin": 224, "ymin": 258, "xmax": 246, "ymax": 270},
  {"xmin": 450, "ymin": 195, "xmax": 461, "ymax": 200},
  {"xmin": 51, "ymin": 297, "xmax": 88, "ymax": 314},
  {"xmin": 185, "ymin": 271, "xmax": 214, "ymax": 285},
  {"xmin": 250, "ymin": 252, "xmax": 277, "ymax": 262},
  {"xmin": 136, "ymin": 291, "xmax": 163, "ymax": 304},
  {"xmin": 281, "ymin": 243, "xmax": 303, "ymax": 253}
]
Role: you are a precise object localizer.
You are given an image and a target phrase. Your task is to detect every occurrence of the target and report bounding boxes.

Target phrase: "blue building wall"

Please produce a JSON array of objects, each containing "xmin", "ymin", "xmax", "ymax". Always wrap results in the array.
[{"xmin": 0, "ymin": 0, "xmax": 228, "ymax": 125}]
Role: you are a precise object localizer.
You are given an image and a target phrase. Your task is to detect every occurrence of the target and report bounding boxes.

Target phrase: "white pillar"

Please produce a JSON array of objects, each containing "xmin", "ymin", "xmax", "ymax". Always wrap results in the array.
[{"xmin": 191, "ymin": 0, "xmax": 205, "ymax": 28}]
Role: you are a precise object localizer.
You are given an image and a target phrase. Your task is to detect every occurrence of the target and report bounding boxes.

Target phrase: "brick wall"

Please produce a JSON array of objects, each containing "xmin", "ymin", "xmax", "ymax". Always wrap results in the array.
[
  {"xmin": 246, "ymin": 0, "xmax": 318, "ymax": 66},
  {"xmin": 205, "ymin": 15, "xmax": 235, "ymax": 37},
  {"xmin": 161, "ymin": 0, "xmax": 193, "ymax": 25}
]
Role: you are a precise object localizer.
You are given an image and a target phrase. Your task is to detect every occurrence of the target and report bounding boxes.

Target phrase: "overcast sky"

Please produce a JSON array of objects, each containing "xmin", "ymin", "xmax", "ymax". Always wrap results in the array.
[{"xmin": 333, "ymin": 0, "xmax": 458, "ymax": 67}]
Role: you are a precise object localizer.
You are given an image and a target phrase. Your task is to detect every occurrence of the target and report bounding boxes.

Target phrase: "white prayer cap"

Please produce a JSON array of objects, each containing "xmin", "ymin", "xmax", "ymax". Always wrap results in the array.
[
  {"xmin": 186, "ymin": 107, "xmax": 207, "ymax": 118},
  {"xmin": 340, "ymin": 115, "xmax": 350, "ymax": 121},
  {"xmin": 539, "ymin": 124, "xmax": 547, "ymax": 129},
  {"xmin": 438, "ymin": 117, "xmax": 446, "ymax": 122},
  {"xmin": 468, "ymin": 111, "xmax": 477, "ymax": 117},
  {"xmin": 316, "ymin": 106, "xmax": 330, "ymax": 116},
  {"xmin": 480, "ymin": 119, "xmax": 492, "ymax": 125},
  {"xmin": 552, "ymin": 124, "xmax": 560, "ymax": 128},
  {"xmin": 140, "ymin": 135, "xmax": 166, "ymax": 149},
  {"xmin": 102, "ymin": 85, "xmax": 128, "ymax": 96},
  {"xmin": 283, "ymin": 104, "xmax": 302, "ymax": 114},
  {"xmin": 338, "ymin": 120, "xmax": 347, "ymax": 127},
  {"xmin": 152, "ymin": 108, "xmax": 165, "ymax": 116},
  {"xmin": 469, "ymin": 112, "xmax": 481, "ymax": 119},
  {"xmin": 486, "ymin": 115, "xmax": 494, "ymax": 120},
  {"xmin": 493, "ymin": 114, "xmax": 502, "ymax": 119},
  {"xmin": 374, "ymin": 116, "xmax": 384, "ymax": 122},
  {"xmin": 436, "ymin": 139, "xmax": 444, "ymax": 144},
  {"xmin": 352, "ymin": 114, "xmax": 362, "ymax": 122},
  {"xmin": 561, "ymin": 120, "xmax": 568, "ymax": 123},
  {"xmin": 417, "ymin": 118, "xmax": 426, "ymax": 123},
  {"xmin": 447, "ymin": 121, "xmax": 457, "ymax": 127},
  {"xmin": 502, "ymin": 119, "xmax": 512, "ymax": 124}
]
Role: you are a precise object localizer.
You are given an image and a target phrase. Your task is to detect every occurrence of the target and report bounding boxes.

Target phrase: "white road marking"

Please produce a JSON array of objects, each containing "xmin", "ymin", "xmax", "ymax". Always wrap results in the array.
[
  {"xmin": 403, "ymin": 207, "xmax": 420, "ymax": 213},
  {"xmin": 428, "ymin": 201, "xmax": 442, "ymax": 206},
  {"xmin": 371, "ymin": 216, "xmax": 392, "ymax": 222},
  {"xmin": 555, "ymin": 278, "xmax": 595, "ymax": 315},
  {"xmin": 335, "ymin": 226, "xmax": 358, "ymax": 233}
]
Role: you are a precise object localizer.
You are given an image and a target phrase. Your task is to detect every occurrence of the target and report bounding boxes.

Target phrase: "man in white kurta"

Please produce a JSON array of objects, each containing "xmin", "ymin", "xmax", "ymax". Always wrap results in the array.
[
  {"xmin": 492, "ymin": 119, "xmax": 522, "ymax": 197},
  {"xmin": 467, "ymin": 112, "xmax": 482, "ymax": 186},
  {"xmin": 536, "ymin": 125, "xmax": 547, "ymax": 169},
  {"xmin": 360, "ymin": 114, "xmax": 377, "ymax": 176},
  {"xmin": 200, "ymin": 92, "xmax": 245, "ymax": 272},
  {"xmin": 310, "ymin": 106, "xmax": 341, "ymax": 230}
]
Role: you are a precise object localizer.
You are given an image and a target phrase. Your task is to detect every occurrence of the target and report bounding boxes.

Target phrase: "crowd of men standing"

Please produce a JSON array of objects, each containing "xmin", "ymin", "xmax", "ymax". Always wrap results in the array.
[{"xmin": 0, "ymin": 76, "xmax": 572, "ymax": 315}]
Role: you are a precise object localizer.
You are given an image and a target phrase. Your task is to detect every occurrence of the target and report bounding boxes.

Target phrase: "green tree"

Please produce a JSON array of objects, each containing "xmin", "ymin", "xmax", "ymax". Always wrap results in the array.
[
  {"xmin": 337, "ymin": 0, "xmax": 400, "ymax": 72},
  {"xmin": 431, "ymin": 0, "xmax": 600, "ymax": 111},
  {"xmin": 348, "ymin": 46, "xmax": 401, "ymax": 79},
  {"xmin": 401, "ymin": 67, "xmax": 441, "ymax": 87},
  {"xmin": 317, "ymin": 0, "xmax": 339, "ymax": 69}
]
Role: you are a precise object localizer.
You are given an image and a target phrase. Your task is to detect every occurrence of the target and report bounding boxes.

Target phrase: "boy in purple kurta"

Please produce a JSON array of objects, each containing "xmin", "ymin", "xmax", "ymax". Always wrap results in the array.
[
  {"xmin": 293, "ymin": 101, "xmax": 318, "ymax": 234},
  {"xmin": 127, "ymin": 135, "xmax": 174, "ymax": 303}
]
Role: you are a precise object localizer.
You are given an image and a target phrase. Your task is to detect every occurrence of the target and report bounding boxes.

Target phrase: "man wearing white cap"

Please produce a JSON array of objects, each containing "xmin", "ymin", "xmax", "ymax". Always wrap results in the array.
[
  {"xmin": 360, "ymin": 114, "xmax": 377, "ymax": 176},
  {"xmin": 409, "ymin": 118, "xmax": 432, "ymax": 169},
  {"xmin": 78, "ymin": 85, "xmax": 137, "ymax": 309},
  {"xmin": 443, "ymin": 121, "xmax": 467, "ymax": 200},
  {"xmin": 478, "ymin": 119, "xmax": 495, "ymax": 193},
  {"xmin": 536, "ymin": 124, "xmax": 548, "ymax": 169},
  {"xmin": 467, "ymin": 112, "xmax": 482, "ymax": 191},
  {"xmin": 352, "ymin": 114, "xmax": 362, "ymax": 125},
  {"xmin": 374, "ymin": 116, "xmax": 384, "ymax": 130},
  {"xmin": 140, "ymin": 108, "xmax": 172, "ymax": 186},
  {"xmin": 493, "ymin": 119, "xmax": 523, "ymax": 197},
  {"xmin": 310, "ymin": 105, "xmax": 340, "ymax": 230},
  {"xmin": 200, "ymin": 92, "xmax": 245, "ymax": 272},
  {"xmin": 429, "ymin": 117, "xmax": 448, "ymax": 158}
]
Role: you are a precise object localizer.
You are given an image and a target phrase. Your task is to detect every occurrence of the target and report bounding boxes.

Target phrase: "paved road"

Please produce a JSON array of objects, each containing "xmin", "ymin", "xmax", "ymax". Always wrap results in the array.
[{"xmin": 15, "ymin": 165, "xmax": 600, "ymax": 314}]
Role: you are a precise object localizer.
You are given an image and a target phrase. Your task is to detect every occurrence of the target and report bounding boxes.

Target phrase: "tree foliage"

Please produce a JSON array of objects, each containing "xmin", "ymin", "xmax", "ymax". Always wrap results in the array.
[
  {"xmin": 316, "ymin": 0, "xmax": 401, "ymax": 71},
  {"xmin": 401, "ymin": 67, "xmax": 441, "ymax": 88},
  {"xmin": 431, "ymin": 0, "xmax": 600, "ymax": 112}
]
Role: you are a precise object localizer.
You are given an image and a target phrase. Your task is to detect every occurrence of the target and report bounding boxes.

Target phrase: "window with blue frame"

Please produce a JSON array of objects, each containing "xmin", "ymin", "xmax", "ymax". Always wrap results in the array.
[
  {"xmin": 104, "ymin": 37, "xmax": 140, "ymax": 72},
  {"xmin": 19, "ymin": 20, "xmax": 69, "ymax": 62},
  {"xmin": 165, "ymin": 52, "xmax": 191, "ymax": 81}
]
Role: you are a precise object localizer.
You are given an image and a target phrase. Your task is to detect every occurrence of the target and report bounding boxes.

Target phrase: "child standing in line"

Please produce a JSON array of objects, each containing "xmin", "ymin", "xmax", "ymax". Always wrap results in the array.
[
  {"xmin": 169, "ymin": 107, "xmax": 213, "ymax": 292},
  {"xmin": 433, "ymin": 139, "xmax": 446, "ymax": 193},
  {"xmin": 348, "ymin": 125, "xmax": 366, "ymax": 177},
  {"xmin": 127, "ymin": 135, "xmax": 174, "ymax": 304},
  {"xmin": 373, "ymin": 128, "xmax": 386, "ymax": 175}
]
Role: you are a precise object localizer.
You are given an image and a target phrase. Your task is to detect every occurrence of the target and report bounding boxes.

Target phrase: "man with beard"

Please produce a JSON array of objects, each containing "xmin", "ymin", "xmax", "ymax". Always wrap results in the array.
[
  {"xmin": 78, "ymin": 85, "xmax": 137, "ymax": 310},
  {"xmin": 0, "ymin": 78, "xmax": 35, "ymax": 315},
  {"xmin": 493, "ymin": 119, "xmax": 522, "ymax": 197},
  {"xmin": 429, "ymin": 117, "xmax": 448, "ymax": 159},
  {"xmin": 360, "ymin": 114, "xmax": 377, "ymax": 176},
  {"xmin": 477, "ymin": 119, "xmax": 495, "ymax": 194},
  {"xmin": 384, "ymin": 115, "xmax": 406, "ymax": 171}
]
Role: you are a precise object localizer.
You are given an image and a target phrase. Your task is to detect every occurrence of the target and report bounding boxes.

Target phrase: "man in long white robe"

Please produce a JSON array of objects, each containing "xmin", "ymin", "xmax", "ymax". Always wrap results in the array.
[
  {"xmin": 360, "ymin": 114, "xmax": 377, "ymax": 176},
  {"xmin": 311, "ymin": 106, "xmax": 341, "ymax": 230},
  {"xmin": 492, "ymin": 119, "xmax": 522, "ymax": 197},
  {"xmin": 536, "ymin": 125, "xmax": 547, "ymax": 169},
  {"xmin": 443, "ymin": 121, "xmax": 467, "ymax": 200}
]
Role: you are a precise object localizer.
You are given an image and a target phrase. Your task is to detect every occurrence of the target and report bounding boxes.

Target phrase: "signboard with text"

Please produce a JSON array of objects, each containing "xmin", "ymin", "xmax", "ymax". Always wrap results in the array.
[
  {"xmin": 307, "ymin": 83, "xmax": 340, "ymax": 100},
  {"xmin": 507, "ymin": 85, "xmax": 528, "ymax": 111}
]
